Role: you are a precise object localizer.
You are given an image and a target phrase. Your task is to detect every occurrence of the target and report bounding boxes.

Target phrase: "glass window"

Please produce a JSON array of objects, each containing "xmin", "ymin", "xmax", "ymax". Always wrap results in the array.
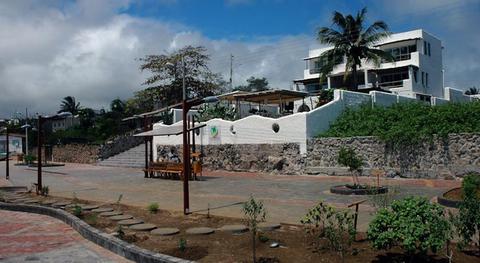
[
  {"xmin": 426, "ymin": 73, "xmax": 429, "ymax": 87},
  {"xmin": 424, "ymin": 41, "xmax": 428, "ymax": 55},
  {"xmin": 413, "ymin": 69, "xmax": 418, "ymax": 83},
  {"xmin": 409, "ymin": 44, "xmax": 417, "ymax": 53},
  {"xmin": 428, "ymin": 43, "xmax": 431, "ymax": 56},
  {"xmin": 422, "ymin": 71, "xmax": 425, "ymax": 85}
]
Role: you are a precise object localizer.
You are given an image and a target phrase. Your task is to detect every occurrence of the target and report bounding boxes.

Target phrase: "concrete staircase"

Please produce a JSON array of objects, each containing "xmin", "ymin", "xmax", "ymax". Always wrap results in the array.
[{"xmin": 97, "ymin": 144, "xmax": 146, "ymax": 168}]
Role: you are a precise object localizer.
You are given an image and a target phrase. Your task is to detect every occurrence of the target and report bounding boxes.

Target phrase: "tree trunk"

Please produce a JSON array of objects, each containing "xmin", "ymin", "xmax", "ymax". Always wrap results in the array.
[{"xmin": 352, "ymin": 65, "xmax": 358, "ymax": 91}]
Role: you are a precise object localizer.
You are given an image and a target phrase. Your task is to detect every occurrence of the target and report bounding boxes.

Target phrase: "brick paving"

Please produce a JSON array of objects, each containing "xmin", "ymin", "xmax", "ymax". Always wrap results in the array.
[
  {"xmin": 0, "ymin": 210, "xmax": 131, "ymax": 262},
  {"xmin": 0, "ymin": 162, "xmax": 461, "ymax": 232}
]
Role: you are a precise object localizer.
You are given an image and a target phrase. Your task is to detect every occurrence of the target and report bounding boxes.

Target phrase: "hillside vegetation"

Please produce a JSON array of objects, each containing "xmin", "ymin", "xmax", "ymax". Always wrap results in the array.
[{"xmin": 319, "ymin": 101, "xmax": 480, "ymax": 146}]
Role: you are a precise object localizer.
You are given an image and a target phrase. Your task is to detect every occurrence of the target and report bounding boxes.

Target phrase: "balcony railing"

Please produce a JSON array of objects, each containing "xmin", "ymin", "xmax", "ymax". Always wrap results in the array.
[
  {"xmin": 377, "ymin": 80, "xmax": 405, "ymax": 89},
  {"xmin": 309, "ymin": 68, "xmax": 321, "ymax": 74}
]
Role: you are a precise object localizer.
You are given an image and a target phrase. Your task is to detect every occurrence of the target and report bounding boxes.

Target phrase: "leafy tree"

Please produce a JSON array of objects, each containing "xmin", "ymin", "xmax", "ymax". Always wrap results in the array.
[
  {"xmin": 78, "ymin": 108, "xmax": 95, "ymax": 129},
  {"xmin": 337, "ymin": 147, "xmax": 363, "ymax": 186},
  {"xmin": 453, "ymin": 173, "xmax": 480, "ymax": 252},
  {"xmin": 465, "ymin": 86, "xmax": 479, "ymax": 95},
  {"xmin": 198, "ymin": 103, "xmax": 236, "ymax": 121},
  {"xmin": 316, "ymin": 89, "xmax": 334, "ymax": 108},
  {"xmin": 242, "ymin": 195, "xmax": 267, "ymax": 263},
  {"xmin": 368, "ymin": 197, "xmax": 451, "ymax": 258},
  {"xmin": 138, "ymin": 46, "xmax": 226, "ymax": 109},
  {"xmin": 317, "ymin": 7, "xmax": 393, "ymax": 90},
  {"xmin": 58, "ymin": 96, "xmax": 81, "ymax": 115},
  {"xmin": 234, "ymin": 76, "xmax": 269, "ymax": 92},
  {"xmin": 110, "ymin": 98, "xmax": 126, "ymax": 115}
]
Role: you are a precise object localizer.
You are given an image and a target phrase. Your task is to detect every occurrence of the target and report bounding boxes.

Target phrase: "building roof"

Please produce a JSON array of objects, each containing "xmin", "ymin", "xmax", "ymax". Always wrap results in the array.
[
  {"xmin": 231, "ymin": 89, "xmax": 308, "ymax": 104},
  {"xmin": 122, "ymin": 102, "xmax": 183, "ymax": 121}
]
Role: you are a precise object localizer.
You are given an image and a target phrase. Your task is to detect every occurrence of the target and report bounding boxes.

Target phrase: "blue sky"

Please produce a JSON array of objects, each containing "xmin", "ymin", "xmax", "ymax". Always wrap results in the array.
[{"xmin": 0, "ymin": 0, "xmax": 479, "ymax": 117}]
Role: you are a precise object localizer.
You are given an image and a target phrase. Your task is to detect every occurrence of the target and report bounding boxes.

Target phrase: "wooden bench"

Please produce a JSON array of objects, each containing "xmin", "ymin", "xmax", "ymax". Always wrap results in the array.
[{"xmin": 143, "ymin": 162, "xmax": 184, "ymax": 179}]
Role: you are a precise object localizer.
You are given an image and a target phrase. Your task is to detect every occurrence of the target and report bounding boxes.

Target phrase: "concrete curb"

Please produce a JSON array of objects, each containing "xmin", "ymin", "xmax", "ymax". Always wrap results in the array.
[{"xmin": 0, "ymin": 202, "xmax": 194, "ymax": 263}]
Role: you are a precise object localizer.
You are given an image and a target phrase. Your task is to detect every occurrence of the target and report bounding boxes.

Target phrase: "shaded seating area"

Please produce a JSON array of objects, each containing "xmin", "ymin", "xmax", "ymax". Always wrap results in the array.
[{"xmin": 134, "ymin": 121, "xmax": 205, "ymax": 181}]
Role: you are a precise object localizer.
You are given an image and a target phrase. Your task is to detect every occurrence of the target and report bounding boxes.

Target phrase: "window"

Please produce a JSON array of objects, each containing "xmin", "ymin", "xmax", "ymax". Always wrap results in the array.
[
  {"xmin": 426, "ymin": 73, "xmax": 429, "ymax": 87},
  {"xmin": 422, "ymin": 71, "xmax": 425, "ymax": 85},
  {"xmin": 424, "ymin": 41, "xmax": 428, "ymax": 55},
  {"xmin": 427, "ymin": 43, "xmax": 431, "ymax": 56},
  {"xmin": 413, "ymin": 68, "xmax": 418, "ymax": 83}
]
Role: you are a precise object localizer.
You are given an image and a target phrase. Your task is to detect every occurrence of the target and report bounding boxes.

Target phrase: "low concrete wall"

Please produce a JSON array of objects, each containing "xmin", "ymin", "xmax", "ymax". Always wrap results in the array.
[{"xmin": 0, "ymin": 202, "xmax": 192, "ymax": 263}]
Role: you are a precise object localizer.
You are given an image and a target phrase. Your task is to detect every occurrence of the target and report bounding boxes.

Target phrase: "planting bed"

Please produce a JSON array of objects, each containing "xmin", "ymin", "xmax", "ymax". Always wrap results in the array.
[
  {"xmin": 2, "ymin": 193, "xmax": 479, "ymax": 263},
  {"xmin": 330, "ymin": 185, "xmax": 388, "ymax": 195}
]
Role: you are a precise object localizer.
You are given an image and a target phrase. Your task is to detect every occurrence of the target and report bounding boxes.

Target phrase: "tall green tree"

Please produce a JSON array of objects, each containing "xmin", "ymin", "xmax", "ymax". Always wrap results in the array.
[
  {"xmin": 59, "ymin": 96, "xmax": 81, "ymax": 114},
  {"xmin": 317, "ymin": 7, "xmax": 393, "ymax": 90},
  {"xmin": 234, "ymin": 76, "xmax": 270, "ymax": 92},
  {"xmin": 110, "ymin": 98, "xmax": 126, "ymax": 115},
  {"xmin": 138, "ymin": 46, "xmax": 226, "ymax": 112},
  {"xmin": 465, "ymin": 86, "xmax": 479, "ymax": 95}
]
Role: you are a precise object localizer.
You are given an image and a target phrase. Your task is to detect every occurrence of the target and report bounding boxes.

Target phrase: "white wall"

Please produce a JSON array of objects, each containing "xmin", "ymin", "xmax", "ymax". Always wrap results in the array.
[
  {"xmin": 0, "ymin": 135, "xmax": 23, "ymax": 154},
  {"xmin": 153, "ymin": 87, "xmax": 473, "ymax": 158}
]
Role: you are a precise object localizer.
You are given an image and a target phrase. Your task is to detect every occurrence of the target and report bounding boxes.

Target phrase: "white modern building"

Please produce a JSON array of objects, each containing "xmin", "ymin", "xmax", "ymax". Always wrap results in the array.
[
  {"xmin": 294, "ymin": 29, "xmax": 444, "ymax": 101},
  {"xmin": 0, "ymin": 134, "xmax": 23, "ymax": 155}
]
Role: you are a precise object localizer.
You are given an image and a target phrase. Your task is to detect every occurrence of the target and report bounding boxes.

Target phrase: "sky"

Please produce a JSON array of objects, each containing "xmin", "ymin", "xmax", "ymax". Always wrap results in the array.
[{"xmin": 0, "ymin": 0, "xmax": 479, "ymax": 118}]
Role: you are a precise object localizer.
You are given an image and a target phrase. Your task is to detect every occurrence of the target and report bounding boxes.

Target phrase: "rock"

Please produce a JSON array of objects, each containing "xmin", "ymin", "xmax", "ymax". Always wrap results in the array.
[
  {"xmin": 130, "ymin": 223, "xmax": 156, "ymax": 231},
  {"xmin": 109, "ymin": 215, "xmax": 133, "ymax": 221},
  {"xmin": 185, "ymin": 227, "xmax": 214, "ymax": 235},
  {"xmin": 92, "ymin": 207, "xmax": 114, "ymax": 213},
  {"xmin": 151, "ymin": 228, "xmax": 180, "ymax": 236},
  {"xmin": 99, "ymin": 211, "xmax": 122, "ymax": 217},
  {"xmin": 218, "ymin": 225, "xmax": 248, "ymax": 234},
  {"xmin": 258, "ymin": 223, "xmax": 281, "ymax": 231},
  {"xmin": 80, "ymin": 204, "xmax": 99, "ymax": 210},
  {"xmin": 118, "ymin": 219, "xmax": 143, "ymax": 226}
]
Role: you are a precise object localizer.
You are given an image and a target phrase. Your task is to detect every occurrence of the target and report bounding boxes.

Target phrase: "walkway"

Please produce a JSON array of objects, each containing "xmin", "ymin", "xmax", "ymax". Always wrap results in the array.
[
  {"xmin": 0, "ymin": 210, "xmax": 131, "ymax": 262},
  {"xmin": 0, "ymin": 162, "xmax": 460, "ymax": 232}
]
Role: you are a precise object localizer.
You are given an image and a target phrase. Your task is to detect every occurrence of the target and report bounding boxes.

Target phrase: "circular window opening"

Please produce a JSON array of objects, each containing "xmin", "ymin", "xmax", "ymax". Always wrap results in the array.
[
  {"xmin": 229, "ymin": 125, "xmax": 236, "ymax": 134},
  {"xmin": 272, "ymin": 123, "xmax": 280, "ymax": 133}
]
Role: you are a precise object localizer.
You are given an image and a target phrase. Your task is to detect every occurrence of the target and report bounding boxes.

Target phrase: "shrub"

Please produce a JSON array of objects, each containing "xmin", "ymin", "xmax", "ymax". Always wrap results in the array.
[
  {"xmin": 72, "ymin": 205, "xmax": 82, "ymax": 217},
  {"xmin": 337, "ymin": 147, "xmax": 363, "ymax": 186},
  {"xmin": 24, "ymin": 154, "xmax": 36, "ymax": 164},
  {"xmin": 178, "ymin": 238, "xmax": 187, "ymax": 252},
  {"xmin": 116, "ymin": 225, "xmax": 125, "ymax": 240},
  {"xmin": 198, "ymin": 103, "xmax": 236, "ymax": 121},
  {"xmin": 41, "ymin": 186, "xmax": 49, "ymax": 196},
  {"xmin": 147, "ymin": 202, "xmax": 159, "ymax": 214},
  {"xmin": 453, "ymin": 173, "xmax": 480, "ymax": 252},
  {"xmin": 243, "ymin": 195, "xmax": 267, "ymax": 263},
  {"xmin": 301, "ymin": 201, "xmax": 355, "ymax": 262},
  {"xmin": 84, "ymin": 213, "xmax": 98, "ymax": 225},
  {"xmin": 367, "ymin": 196, "xmax": 451, "ymax": 257},
  {"xmin": 319, "ymin": 101, "xmax": 480, "ymax": 148}
]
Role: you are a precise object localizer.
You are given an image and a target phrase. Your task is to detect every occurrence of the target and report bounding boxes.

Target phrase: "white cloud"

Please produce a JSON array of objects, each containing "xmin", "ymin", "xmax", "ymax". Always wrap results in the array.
[{"xmin": 0, "ymin": 1, "xmax": 312, "ymax": 118}]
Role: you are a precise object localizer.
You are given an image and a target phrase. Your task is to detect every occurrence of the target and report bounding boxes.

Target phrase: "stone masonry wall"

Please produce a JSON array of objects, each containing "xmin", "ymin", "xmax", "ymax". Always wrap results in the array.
[
  {"xmin": 156, "ymin": 143, "xmax": 305, "ymax": 175},
  {"xmin": 307, "ymin": 133, "xmax": 480, "ymax": 178},
  {"xmin": 52, "ymin": 144, "xmax": 100, "ymax": 164}
]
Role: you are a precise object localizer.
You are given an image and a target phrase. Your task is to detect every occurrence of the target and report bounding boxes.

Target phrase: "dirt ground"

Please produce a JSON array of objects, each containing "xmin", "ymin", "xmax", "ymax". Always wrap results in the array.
[{"xmin": 32, "ymin": 195, "xmax": 480, "ymax": 263}]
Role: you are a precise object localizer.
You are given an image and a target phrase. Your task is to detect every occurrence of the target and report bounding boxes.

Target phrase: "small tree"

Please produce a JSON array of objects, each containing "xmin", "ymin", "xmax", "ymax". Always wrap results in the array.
[
  {"xmin": 368, "ymin": 197, "xmax": 451, "ymax": 259},
  {"xmin": 242, "ymin": 195, "xmax": 267, "ymax": 263},
  {"xmin": 453, "ymin": 173, "xmax": 480, "ymax": 252},
  {"xmin": 337, "ymin": 147, "xmax": 363, "ymax": 186},
  {"xmin": 301, "ymin": 201, "xmax": 355, "ymax": 263}
]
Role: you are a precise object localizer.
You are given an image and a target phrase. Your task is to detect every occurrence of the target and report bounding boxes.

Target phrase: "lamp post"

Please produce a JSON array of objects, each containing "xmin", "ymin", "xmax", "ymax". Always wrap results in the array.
[
  {"xmin": 36, "ymin": 111, "xmax": 72, "ymax": 194},
  {"xmin": 1, "ymin": 127, "xmax": 9, "ymax": 180},
  {"xmin": 21, "ymin": 124, "xmax": 31, "ymax": 157}
]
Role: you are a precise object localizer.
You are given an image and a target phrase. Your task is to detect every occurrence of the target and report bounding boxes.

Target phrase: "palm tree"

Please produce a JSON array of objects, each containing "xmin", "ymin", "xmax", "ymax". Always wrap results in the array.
[
  {"xmin": 317, "ymin": 8, "xmax": 393, "ymax": 91},
  {"xmin": 465, "ymin": 86, "xmax": 479, "ymax": 95},
  {"xmin": 59, "ymin": 96, "xmax": 81, "ymax": 115}
]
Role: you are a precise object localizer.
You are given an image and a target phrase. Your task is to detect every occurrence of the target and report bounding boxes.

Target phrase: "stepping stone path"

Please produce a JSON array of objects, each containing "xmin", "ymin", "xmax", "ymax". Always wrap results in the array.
[
  {"xmin": 129, "ymin": 223, "xmax": 156, "ymax": 231},
  {"xmin": 218, "ymin": 225, "xmax": 248, "ymax": 234},
  {"xmin": 186, "ymin": 227, "xmax": 215, "ymax": 235},
  {"xmin": 258, "ymin": 223, "xmax": 281, "ymax": 231},
  {"xmin": 99, "ymin": 211, "xmax": 122, "ymax": 217},
  {"xmin": 91, "ymin": 207, "xmax": 114, "ymax": 213},
  {"xmin": 22, "ymin": 199, "xmax": 39, "ymax": 204},
  {"xmin": 12, "ymin": 198, "xmax": 31, "ymax": 203},
  {"xmin": 109, "ymin": 215, "xmax": 133, "ymax": 221},
  {"xmin": 151, "ymin": 228, "xmax": 180, "ymax": 236},
  {"xmin": 118, "ymin": 219, "xmax": 143, "ymax": 226},
  {"xmin": 41, "ymin": 200, "xmax": 58, "ymax": 205},
  {"xmin": 52, "ymin": 201, "xmax": 72, "ymax": 207},
  {"xmin": 80, "ymin": 204, "xmax": 99, "ymax": 210}
]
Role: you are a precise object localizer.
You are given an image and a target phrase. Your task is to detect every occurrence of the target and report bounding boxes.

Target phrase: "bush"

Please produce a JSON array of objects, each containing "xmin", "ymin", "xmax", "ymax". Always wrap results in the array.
[
  {"xmin": 198, "ymin": 103, "xmax": 236, "ymax": 121},
  {"xmin": 243, "ymin": 195, "xmax": 267, "ymax": 263},
  {"xmin": 453, "ymin": 173, "xmax": 480, "ymax": 252},
  {"xmin": 41, "ymin": 186, "xmax": 49, "ymax": 196},
  {"xmin": 24, "ymin": 154, "xmax": 36, "ymax": 164},
  {"xmin": 72, "ymin": 205, "xmax": 82, "ymax": 217},
  {"xmin": 147, "ymin": 202, "xmax": 159, "ymax": 214},
  {"xmin": 319, "ymin": 101, "xmax": 480, "ymax": 147},
  {"xmin": 178, "ymin": 238, "xmax": 187, "ymax": 252},
  {"xmin": 367, "ymin": 196, "xmax": 451, "ymax": 256},
  {"xmin": 337, "ymin": 147, "xmax": 363, "ymax": 186},
  {"xmin": 301, "ymin": 201, "xmax": 355, "ymax": 262}
]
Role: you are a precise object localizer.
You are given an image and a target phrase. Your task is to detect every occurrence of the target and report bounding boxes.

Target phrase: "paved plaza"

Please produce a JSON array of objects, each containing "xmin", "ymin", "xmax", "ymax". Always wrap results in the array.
[
  {"xmin": 0, "ymin": 162, "xmax": 460, "ymax": 233},
  {"xmin": 0, "ymin": 209, "xmax": 131, "ymax": 262}
]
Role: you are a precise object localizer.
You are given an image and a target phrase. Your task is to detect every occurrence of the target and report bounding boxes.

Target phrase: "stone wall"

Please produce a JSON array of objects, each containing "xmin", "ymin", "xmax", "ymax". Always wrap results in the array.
[
  {"xmin": 157, "ymin": 143, "xmax": 305, "ymax": 175},
  {"xmin": 307, "ymin": 133, "xmax": 480, "ymax": 178},
  {"xmin": 98, "ymin": 135, "xmax": 144, "ymax": 160},
  {"xmin": 52, "ymin": 144, "xmax": 100, "ymax": 164}
]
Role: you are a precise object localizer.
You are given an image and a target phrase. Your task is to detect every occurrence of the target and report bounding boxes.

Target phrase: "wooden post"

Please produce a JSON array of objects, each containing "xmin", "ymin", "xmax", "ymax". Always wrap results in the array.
[{"xmin": 348, "ymin": 199, "xmax": 367, "ymax": 233}]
